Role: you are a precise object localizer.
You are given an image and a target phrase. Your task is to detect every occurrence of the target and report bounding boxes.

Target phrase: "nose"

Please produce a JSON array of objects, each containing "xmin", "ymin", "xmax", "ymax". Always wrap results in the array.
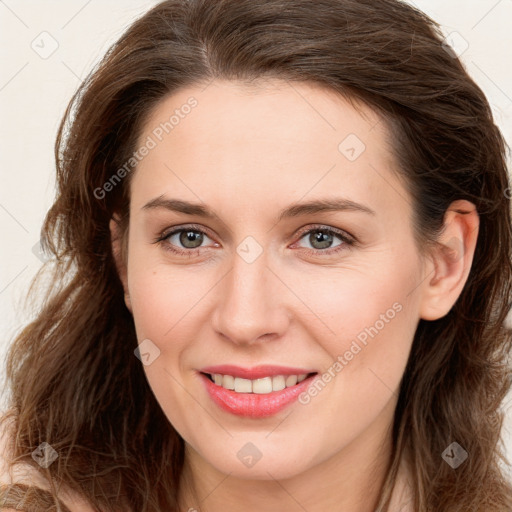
[{"xmin": 211, "ymin": 246, "xmax": 290, "ymax": 346}]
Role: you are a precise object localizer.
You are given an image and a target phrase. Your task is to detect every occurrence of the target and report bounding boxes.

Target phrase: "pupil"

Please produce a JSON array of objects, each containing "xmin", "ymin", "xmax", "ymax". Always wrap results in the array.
[
  {"xmin": 311, "ymin": 230, "xmax": 332, "ymax": 249},
  {"xmin": 180, "ymin": 230, "xmax": 202, "ymax": 248}
]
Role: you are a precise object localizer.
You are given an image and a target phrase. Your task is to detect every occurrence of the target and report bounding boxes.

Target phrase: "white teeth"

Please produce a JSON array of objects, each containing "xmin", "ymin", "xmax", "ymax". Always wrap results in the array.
[
  {"xmin": 209, "ymin": 372, "xmax": 312, "ymax": 394},
  {"xmin": 234, "ymin": 377, "xmax": 252, "ymax": 393},
  {"xmin": 272, "ymin": 375, "xmax": 286, "ymax": 391},
  {"xmin": 222, "ymin": 374, "xmax": 235, "ymax": 390},
  {"xmin": 253, "ymin": 377, "xmax": 272, "ymax": 394},
  {"xmin": 285, "ymin": 374, "xmax": 298, "ymax": 387}
]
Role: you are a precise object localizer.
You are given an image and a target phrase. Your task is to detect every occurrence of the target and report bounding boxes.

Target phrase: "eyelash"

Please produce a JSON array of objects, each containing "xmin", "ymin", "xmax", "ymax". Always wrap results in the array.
[{"xmin": 153, "ymin": 223, "xmax": 356, "ymax": 258}]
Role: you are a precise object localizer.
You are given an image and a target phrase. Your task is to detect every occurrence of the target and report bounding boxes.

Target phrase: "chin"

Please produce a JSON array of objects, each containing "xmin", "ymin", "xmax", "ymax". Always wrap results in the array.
[{"xmin": 199, "ymin": 441, "xmax": 320, "ymax": 481}]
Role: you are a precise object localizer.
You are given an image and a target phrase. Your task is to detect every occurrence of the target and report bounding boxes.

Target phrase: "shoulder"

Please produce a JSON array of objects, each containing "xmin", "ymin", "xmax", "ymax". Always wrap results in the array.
[{"xmin": 0, "ymin": 416, "xmax": 94, "ymax": 512}]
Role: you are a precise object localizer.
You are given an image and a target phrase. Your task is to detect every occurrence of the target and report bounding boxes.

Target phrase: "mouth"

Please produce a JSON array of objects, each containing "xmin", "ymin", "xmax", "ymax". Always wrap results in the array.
[
  {"xmin": 198, "ymin": 367, "xmax": 319, "ymax": 418},
  {"xmin": 201, "ymin": 371, "xmax": 317, "ymax": 394}
]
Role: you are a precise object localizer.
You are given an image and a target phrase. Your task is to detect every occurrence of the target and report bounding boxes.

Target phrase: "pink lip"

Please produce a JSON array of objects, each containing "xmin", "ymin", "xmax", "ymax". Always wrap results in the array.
[
  {"xmin": 200, "ymin": 364, "xmax": 316, "ymax": 380},
  {"xmin": 198, "ymin": 369, "xmax": 318, "ymax": 418}
]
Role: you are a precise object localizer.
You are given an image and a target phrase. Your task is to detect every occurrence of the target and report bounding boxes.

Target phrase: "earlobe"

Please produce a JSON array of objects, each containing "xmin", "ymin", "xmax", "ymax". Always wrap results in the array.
[
  {"xmin": 109, "ymin": 216, "xmax": 131, "ymax": 313},
  {"xmin": 419, "ymin": 200, "xmax": 479, "ymax": 321}
]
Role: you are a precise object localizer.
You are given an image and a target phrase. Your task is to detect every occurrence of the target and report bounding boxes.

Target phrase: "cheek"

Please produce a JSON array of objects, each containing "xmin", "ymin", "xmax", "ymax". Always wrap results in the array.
[
  {"xmin": 126, "ymin": 261, "xmax": 208, "ymax": 429},
  {"xmin": 126, "ymin": 234, "xmax": 187, "ymax": 330},
  {"xmin": 294, "ymin": 254, "xmax": 420, "ymax": 388},
  {"xmin": 126, "ymin": 250, "xmax": 217, "ymax": 365},
  {"xmin": 128, "ymin": 269, "xmax": 197, "ymax": 340},
  {"xmin": 294, "ymin": 273, "xmax": 418, "ymax": 444}
]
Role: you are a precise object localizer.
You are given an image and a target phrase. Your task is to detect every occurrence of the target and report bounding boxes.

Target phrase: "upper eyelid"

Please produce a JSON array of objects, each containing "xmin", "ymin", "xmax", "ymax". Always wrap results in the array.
[
  {"xmin": 160, "ymin": 224, "xmax": 217, "ymax": 242},
  {"xmin": 294, "ymin": 224, "xmax": 353, "ymax": 240},
  {"xmin": 161, "ymin": 223, "xmax": 354, "ymax": 247}
]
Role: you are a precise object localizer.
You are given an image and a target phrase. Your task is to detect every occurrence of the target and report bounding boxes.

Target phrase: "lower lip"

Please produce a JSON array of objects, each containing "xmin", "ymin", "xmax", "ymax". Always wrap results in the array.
[{"xmin": 199, "ymin": 372, "xmax": 317, "ymax": 418}]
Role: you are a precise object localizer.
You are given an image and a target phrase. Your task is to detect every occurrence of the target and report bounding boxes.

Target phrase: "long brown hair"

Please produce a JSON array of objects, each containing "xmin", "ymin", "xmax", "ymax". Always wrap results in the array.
[{"xmin": 1, "ymin": 0, "xmax": 511, "ymax": 510}]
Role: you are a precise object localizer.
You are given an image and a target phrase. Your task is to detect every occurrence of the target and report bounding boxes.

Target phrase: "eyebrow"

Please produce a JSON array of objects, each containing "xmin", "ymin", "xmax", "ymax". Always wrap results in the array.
[{"xmin": 142, "ymin": 195, "xmax": 376, "ymax": 221}]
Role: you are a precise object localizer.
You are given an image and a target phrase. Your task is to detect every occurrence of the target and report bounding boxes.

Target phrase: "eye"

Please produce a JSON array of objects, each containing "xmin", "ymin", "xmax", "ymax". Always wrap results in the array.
[
  {"xmin": 154, "ymin": 224, "xmax": 218, "ymax": 257},
  {"xmin": 154, "ymin": 223, "xmax": 355, "ymax": 258},
  {"xmin": 168, "ymin": 228, "xmax": 210, "ymax": 249},
  {"xmin": 292, "ymin": 225, "xmax": 355, "ymax": 256}
]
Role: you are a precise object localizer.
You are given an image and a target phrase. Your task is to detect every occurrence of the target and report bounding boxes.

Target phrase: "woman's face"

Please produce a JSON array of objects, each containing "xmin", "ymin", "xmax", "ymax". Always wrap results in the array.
[{"xmin": 121, "ymin": 79, "xmax": 428, "ymax": 480}]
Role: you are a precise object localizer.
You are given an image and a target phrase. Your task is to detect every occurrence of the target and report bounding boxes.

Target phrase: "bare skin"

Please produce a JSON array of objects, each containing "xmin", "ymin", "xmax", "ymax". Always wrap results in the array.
[{"xmin": 109, "ymin": 79, "xmax": 479, "ymax": 512}]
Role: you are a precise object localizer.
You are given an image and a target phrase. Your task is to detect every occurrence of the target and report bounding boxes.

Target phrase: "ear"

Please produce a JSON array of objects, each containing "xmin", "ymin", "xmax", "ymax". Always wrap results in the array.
[
  {"xmin": 110, "ymin": 215, "xmax": 132, "ymax": 313},
  {"xmin": 419, "ymin": 199, "xmax": 479, "ymax": 321}
]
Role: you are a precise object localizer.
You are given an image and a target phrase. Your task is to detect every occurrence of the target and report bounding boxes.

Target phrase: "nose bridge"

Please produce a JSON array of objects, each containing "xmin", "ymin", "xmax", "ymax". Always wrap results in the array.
[{"xmin": 212, "ymin": 239, "xmax": 289, "ymax": 345}]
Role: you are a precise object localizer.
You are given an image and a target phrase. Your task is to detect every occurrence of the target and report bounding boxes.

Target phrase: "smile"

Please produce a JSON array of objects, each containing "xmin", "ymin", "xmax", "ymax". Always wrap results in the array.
[
  {"xmin": 204, "ymin": 372, "xmax": 312, "ymax": 394},
  {"xmin": 198, "ymin": 366, "xmax": 319, "ymax": 418}
]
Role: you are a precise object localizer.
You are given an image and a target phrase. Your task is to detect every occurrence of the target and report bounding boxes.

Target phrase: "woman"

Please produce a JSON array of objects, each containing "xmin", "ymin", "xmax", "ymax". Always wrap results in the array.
[{"xmin": 1, "ymin": 0, "xmax": 511, "ymax": 510}]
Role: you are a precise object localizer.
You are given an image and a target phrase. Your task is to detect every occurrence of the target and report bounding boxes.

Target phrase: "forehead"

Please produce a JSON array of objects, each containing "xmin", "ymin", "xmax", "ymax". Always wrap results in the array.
[
  {"xmin": 130, "ymin": 79, "xmax": 408, "ymax": 222},
  {"xmin": 140, "ymin": 78, "xmax": 386, "ymax": 154}
]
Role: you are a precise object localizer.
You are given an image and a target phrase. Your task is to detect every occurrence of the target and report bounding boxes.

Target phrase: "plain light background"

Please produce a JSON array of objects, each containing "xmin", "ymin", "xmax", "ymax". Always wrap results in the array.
[{"xmin": 1, "ymin": 0, "xmax": 511, "ymax": 471}]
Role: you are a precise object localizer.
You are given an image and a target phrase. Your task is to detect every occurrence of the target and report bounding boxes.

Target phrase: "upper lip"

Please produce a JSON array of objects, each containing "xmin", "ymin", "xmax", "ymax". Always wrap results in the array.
[{"xmin": 199, "ymin": 364, "xmax": 317, "ymax": 380}]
